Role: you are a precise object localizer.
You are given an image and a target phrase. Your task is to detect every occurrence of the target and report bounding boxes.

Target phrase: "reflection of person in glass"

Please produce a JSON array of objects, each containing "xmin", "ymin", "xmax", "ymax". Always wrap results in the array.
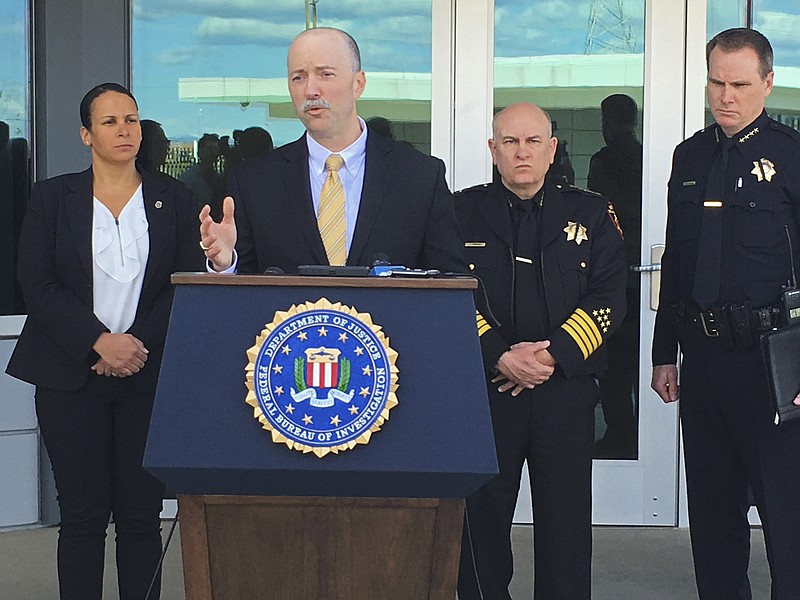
[
  {"xmin": 652, "ymin": 29, "xmax": 800, "ymax": 599},
  {"xmin": 455, "ymin": 103, "xmax": 627, "ymax": 600},
  {"xmin": 5, "ymin": 83, "xmax": 204, "ymax": 600},
  {"xmin": 136, "ymin": 119, "xmax": 171, "ymax": 176},
  {"xmin": 198, "ymin": 27, "xmax": 464, "ymax": 275},
  {"xmin": 180, "ymin": 132, "xmax": 225, "ymax": 218},
  {"xmin": 238, "ymin": 126, "xmax": 273, "ymax": 161},
  {"xmin": 588, "ymin": 94, "xmax": 642, "ymax": 458}
]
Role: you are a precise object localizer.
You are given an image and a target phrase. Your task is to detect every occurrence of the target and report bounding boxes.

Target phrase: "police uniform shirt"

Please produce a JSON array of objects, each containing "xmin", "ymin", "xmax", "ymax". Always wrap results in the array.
[
  {"xmin": 717, "ymin": 112, "xmax": 800, "ymax": 306},
  {"xmin": 653, "ymin": 110, "xmax": 800, "ymax": 365}
]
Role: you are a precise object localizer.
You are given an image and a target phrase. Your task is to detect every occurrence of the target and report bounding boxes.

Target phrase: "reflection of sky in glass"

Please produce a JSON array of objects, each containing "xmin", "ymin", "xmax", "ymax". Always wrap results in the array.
[
  {"xmin": 754, "ymin": 1, "xmax": 800, "ymax": 69},
  {"xmin": 132, "ymin": 0, "xmax": 432, "ymax": 143},
  {"xmin": 0, "ymin": 0, "xmax": 29, "ymax": 139},
  {"xmin": 495, "ymin": 0, "xmax": 645, "ymax": 57}
]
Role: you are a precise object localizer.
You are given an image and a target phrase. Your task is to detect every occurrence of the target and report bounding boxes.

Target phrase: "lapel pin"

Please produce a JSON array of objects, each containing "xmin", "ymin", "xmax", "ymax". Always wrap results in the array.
[{"xmin": 154, "ymin": 200, "xmax": 163, "ymax": 209}]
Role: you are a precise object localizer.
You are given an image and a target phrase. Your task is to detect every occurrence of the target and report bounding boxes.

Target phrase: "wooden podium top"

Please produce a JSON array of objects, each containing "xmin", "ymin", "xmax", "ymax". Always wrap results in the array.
[{"xmin": 171, "ymin": 272, "xmax": 478, "ymax": 290}]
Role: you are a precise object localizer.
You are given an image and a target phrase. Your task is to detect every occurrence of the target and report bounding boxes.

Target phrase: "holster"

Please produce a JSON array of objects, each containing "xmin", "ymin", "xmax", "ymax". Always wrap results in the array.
[{"xmin": 727, "ymin": 301, "xmax": 755, "ymax": 349}]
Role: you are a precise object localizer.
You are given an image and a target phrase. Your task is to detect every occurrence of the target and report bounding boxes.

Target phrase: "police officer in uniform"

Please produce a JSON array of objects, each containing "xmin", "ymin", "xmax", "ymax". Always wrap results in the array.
[
  {"xmin": 456, "ymin": 102, "xmax": 627, "ymax": 600},
  {"xmin": 652, "ymin": 28, "xmax": 800, "ymax": 599}
]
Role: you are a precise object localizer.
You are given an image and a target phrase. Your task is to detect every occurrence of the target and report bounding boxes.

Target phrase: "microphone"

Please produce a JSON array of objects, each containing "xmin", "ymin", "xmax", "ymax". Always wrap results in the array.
[{"xmin": 369, "ymin": 253, "xmax": 407, "ymax": 277}]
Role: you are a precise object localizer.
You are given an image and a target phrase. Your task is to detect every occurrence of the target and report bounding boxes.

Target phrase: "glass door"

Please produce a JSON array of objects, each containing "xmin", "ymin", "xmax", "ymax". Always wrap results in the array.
[{"xmin": 451, "ymin": 0, "xmax": 688, "ymax": 525}]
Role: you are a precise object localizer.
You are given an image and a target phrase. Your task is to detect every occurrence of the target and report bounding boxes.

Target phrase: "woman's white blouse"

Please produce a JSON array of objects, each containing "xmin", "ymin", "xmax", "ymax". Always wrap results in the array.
[{"xmin": 92, "ymin": 184, "xmax": 149, "ymax": 333}]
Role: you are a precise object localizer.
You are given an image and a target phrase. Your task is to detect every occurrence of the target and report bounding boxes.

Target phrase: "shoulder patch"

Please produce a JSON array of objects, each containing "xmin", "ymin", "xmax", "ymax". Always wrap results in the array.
[{"xmin": 606, "ymin": 202, "xmax": 625, "ymax": 239}]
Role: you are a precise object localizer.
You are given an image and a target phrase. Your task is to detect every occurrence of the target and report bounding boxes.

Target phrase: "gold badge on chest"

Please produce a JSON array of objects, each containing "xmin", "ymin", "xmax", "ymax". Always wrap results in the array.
[
  {"xmin": 563, "ymin": 221, "xmax": 588, "ymax": 245},
  {"xmin": 751, "ymin": 158, "xmax": 776, "ymax": 183}
]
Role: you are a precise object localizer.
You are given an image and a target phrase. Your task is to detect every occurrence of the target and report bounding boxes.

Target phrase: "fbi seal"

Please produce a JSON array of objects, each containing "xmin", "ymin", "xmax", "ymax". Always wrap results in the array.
[{"xmin": 245, "ymin": 298, "xmax": 399, "ymax": 457}]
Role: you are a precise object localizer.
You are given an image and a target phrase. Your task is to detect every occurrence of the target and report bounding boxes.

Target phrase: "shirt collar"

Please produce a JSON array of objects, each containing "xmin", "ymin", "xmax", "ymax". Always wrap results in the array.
[
  {"xmin": 502, "ymin": 182, "xmax": 543, "ymax": 210},
  {"xmin": 716, "ymin": 110, "xmax": 769, "ymax": 151},
  {"xmin": 306, "ymin": 117, "xmax": 369, "ymax": 178}
]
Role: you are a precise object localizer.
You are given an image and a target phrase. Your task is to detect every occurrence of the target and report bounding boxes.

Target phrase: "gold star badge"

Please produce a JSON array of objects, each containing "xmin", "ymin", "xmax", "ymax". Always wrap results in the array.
[
  {"xmin": 349, "ymin": 405, "xmax": 359, "ymax": 415},
  {"xmin": 563, "ymin": 221, "xmax": 588, "ymax": 245},
  {"xmin": 330, "ymin": 415, "xmax": 341, "ymax": 426},
  {"xmin": 302, "ymin": 414, "xmax": 313, "ymax": 425},
  {"xmin": 751, "ymin": 158, "xmax": 776, "ymax": 183}
]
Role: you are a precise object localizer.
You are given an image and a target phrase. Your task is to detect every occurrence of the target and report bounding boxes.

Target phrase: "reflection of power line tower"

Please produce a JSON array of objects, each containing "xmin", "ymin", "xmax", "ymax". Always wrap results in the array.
[
  {"xmin": 305, "ymin": 0, "xmax": 319, "ymax": 30},
  {"xmin": 585, "ymin": 0, "xmax": 635, "ymax": 54}
]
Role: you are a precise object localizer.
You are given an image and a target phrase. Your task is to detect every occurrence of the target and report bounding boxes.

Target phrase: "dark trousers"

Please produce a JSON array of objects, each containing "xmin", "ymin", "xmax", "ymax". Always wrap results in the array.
[
  {"xmin": 680, "ymin": 327, "xmax": 800, "ymax": 600},
  {"xmin": 36, "ymin": 376, "xmax": 165, "ymax": 600},
  {"xmin": 458, "ymin": 372, "xmax": 598, "ymax": 600}
]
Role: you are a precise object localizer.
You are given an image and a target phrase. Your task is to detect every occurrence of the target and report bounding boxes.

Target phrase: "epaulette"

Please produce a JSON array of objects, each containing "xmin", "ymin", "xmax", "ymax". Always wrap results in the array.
[
  {"xmin": 768, "ymin": 120, "xmax": 800, "ymax": 144},
  {"xmin": 454, "ymin": 182, "xmax": 492, "ymax": 195},
  {"xmin": 556, "ymin": 183, "xmax": 605, "ymax": 198}
]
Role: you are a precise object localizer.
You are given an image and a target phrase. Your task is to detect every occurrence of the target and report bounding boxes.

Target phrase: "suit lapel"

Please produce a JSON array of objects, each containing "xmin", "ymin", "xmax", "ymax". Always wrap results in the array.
[
  {"xmin": 478, "ymin": 183, "xmax": 514, "ymax": 250},
  {"xmin": 348, "ymin": 133, "xmax": 392, "ymax": 265},
  {"xmin": 64, "ymin": 168, "xmax": 95, "ymax": 279},
  {"xmin": 281, "ymin": 137, "xmax": 329, "ymax": 265},
  {"xmin": 140, "ymin": 172, "xmax": 171, "ymax": 293}
]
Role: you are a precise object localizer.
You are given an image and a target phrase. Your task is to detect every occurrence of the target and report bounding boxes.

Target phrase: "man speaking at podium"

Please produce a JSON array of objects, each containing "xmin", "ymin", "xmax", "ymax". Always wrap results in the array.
[{"xmin": 198, "ymin": 27, "xmax": 465, "ymax": 275}]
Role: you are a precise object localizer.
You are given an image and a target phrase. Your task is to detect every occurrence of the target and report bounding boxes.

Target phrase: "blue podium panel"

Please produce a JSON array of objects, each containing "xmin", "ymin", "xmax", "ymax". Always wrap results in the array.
[{"xmin": 144, "ymin": 276, "xmax": 497, "ymax": 499}]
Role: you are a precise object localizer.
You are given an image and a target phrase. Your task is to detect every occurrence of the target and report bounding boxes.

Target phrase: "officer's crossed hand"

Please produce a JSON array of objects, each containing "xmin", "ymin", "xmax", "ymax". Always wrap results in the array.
[
  {"xmin": 199, "ymin": 196, "xmax": 237, "ymax": 271},
  {"xmin": 651, "ymin": 364, "xmax": 680, "ymax": 403},
  {"xmin": 493, "ymin": 340, "xmax": 555, "ymax": 396}
]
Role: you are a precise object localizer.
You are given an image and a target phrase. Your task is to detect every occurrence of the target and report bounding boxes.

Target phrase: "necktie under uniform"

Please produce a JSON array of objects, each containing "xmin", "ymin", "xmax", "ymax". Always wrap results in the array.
[
  {"xmin": 693, "ymin": 134, "xmax": 734, "ymax": 310},
  {"xmin": 318, "ymin": 154, "xmax": 347, "ymax": 266}
]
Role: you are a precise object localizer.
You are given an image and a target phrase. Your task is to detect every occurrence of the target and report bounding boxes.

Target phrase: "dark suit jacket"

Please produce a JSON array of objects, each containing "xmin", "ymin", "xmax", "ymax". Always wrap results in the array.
[
  {"xmin": 227, "ymin": 132, "xmax": 466, "ymax": 274},
  {"xmin": 6, "ymin": 168, "xmax": 205, "ymax": 392}
]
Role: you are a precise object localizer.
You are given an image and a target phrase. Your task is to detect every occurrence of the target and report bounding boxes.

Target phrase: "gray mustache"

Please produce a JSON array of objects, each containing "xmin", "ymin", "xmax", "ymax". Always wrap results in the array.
[{"xmin": 302, "ymin": 98, "xmax": 332, "ymax": 112}]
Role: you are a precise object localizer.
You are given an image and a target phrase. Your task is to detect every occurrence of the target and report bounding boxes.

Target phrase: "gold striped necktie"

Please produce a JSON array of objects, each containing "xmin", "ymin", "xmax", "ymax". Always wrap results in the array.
[{"xmin": 318, "ymin": 153, "xmax": 347, "ymax": 266}]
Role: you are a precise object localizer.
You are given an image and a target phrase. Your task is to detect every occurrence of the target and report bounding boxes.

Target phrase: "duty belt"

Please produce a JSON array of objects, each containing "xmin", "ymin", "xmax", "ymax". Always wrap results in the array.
[{"xmin": 678, "ymin": 301, "xmax": 781, "ymax": 348}]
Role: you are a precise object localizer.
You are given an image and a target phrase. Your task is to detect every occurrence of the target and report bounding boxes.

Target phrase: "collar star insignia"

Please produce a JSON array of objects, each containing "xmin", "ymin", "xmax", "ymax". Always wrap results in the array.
[
  {"xmin": 738, "ymin": 127, "xmax": 759, "ymax": 143},
  {"xmin": 563, "ymin": 221, "xmax": 588, "ymax": 245},
  {"xmin": 751, "ymin": 158, "xmax": 776, "ymax": 182}
]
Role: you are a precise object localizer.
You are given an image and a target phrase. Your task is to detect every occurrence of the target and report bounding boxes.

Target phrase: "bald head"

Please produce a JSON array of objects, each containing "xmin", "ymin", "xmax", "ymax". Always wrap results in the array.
[
  {"xmin": 493, "ymin": 103, "xmax": 552, "ymax": 139},
  {"xmin": 290, "ymin": 27, "xmax": 361, "ymax": 73},
  {"xmin": 489, "ymin": 102, "xmax": 557, "ymax": 199}
]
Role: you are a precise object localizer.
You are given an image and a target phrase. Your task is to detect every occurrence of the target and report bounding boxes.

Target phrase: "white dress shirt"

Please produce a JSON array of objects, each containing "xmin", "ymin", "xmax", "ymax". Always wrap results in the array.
[
  {"xmin": 92, "ymin": 185, "xmax": 149, "ymax": 333},
  {"xmin": 306, "ymin": 118, "xmax": 368, "ymax": 253}
]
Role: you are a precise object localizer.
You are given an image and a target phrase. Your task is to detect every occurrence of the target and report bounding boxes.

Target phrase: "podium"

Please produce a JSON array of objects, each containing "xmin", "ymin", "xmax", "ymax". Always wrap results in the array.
[{"xmin": 144, "ymin": 274, "xmax": 498, "ymax": 599}]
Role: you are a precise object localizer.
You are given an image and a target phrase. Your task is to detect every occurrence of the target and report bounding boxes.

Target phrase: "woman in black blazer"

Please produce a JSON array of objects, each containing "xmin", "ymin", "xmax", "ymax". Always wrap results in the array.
[{"xmin": 6, "ymin": 83, "xmax": 204, "ymax": 600}]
